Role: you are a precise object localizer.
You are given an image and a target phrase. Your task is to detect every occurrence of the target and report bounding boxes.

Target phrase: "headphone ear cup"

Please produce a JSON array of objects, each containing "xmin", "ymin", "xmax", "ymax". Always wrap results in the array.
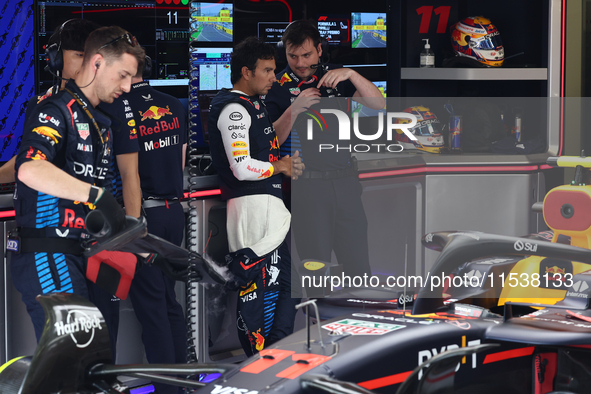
[
  {"xmin": 275, "ymin": 41, "xmax": 287, "ymax": 71},
  {"xmin": 320, "ymin": 37, "xmax": 330, "ymax": 63},
  {"xmin": 143, "ymin": 55, "xmax": 153, "ymax": 79},
  {"xmin": 45, "ymin": 43, "xmax": 63, "ymax": 74}
]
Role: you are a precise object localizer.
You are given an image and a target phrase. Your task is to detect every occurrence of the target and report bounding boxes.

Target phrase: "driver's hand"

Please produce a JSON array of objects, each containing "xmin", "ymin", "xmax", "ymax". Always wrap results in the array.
[{"xmin": 291, "ymin": 150, "xmax": 305, "ymax": 180}]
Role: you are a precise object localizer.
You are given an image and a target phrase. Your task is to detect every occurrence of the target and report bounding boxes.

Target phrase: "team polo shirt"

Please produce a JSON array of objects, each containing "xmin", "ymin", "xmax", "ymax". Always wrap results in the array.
[
  {"xmin": 124, "ymin": 81, "xmax": 187, "ymax": 200},
  {"xmin": 99, "ymin": 93, "xmax": 141, "ymax": 200},
  {"xmin": 263, "ymin": 64, "xmax": 356, "ymax": 171},
  {"xmin": 15, "ymin": 80, "xmax": 113, "ymax": 238}
]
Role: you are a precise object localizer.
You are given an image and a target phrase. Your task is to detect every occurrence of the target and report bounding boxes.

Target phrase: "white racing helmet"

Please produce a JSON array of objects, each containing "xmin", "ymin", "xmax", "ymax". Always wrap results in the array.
[{"xmin": 394, "ymin": 106, "xmax": 445, "ymax": 153}]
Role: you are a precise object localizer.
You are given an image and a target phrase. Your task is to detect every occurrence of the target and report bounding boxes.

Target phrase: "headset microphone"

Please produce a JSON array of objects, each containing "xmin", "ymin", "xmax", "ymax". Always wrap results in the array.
[{"xmin": 44, "ymin": 63, "xmax": 70, "ymax": 81}]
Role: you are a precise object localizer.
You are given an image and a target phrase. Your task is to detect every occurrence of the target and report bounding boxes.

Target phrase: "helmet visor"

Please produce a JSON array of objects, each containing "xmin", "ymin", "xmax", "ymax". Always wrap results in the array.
[
  {"xmin": 472, "ymin": 33, "xmax": 502, "ymax": 50},
  {"xmin": 411, "ymin": 119, "xmax": 441, "ymax": 136}
]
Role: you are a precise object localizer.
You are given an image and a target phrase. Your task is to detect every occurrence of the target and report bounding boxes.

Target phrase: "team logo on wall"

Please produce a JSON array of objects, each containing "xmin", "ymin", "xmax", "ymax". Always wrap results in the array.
[{"xmin": 0, "ymin": 0, "xmax": 33, "ymax": 163}]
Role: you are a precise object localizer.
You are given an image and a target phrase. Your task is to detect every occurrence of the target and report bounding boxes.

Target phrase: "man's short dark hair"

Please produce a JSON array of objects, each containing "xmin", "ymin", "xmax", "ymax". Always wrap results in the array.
[
  {"xmin": 83, "ymin": 26, "xmax": 145, "ymax": 68},
  {"xmin": 48, "ymin": 18, "xmax": 101, "ymax": 52},
  {"xmin": 281, "ymin": 19, "xmax": 321, "ymax": 49},
  {"xmin": 231, "ymin": 37, "xmax": 276, "ymax": 85}
]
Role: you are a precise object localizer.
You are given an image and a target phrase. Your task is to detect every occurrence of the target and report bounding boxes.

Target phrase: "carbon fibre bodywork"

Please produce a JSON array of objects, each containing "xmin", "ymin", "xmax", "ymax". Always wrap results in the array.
[{"xmin": 192, "ymin": 232, "xmax": 591, "ymax": 394}]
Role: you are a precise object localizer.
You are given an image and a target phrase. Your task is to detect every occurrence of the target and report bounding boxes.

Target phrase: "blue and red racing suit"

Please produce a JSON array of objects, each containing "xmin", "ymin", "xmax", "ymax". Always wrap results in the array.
[
  {"xmin": 209, "ymin": 89, "xmax": 300, "ymax": 356},
  {"xmin": 11, "ymin": 81, "xmax": 114, "ymax": 340}
]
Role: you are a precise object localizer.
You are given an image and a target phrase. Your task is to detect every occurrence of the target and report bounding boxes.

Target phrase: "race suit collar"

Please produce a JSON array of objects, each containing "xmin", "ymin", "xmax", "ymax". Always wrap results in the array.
[
  {"xmin": 131, "ymin": 81, "xmax": 150, "ymax": 90},
  {"xmin": 283, "ymin": 65, "xmax": 319, "ymax": 88}
]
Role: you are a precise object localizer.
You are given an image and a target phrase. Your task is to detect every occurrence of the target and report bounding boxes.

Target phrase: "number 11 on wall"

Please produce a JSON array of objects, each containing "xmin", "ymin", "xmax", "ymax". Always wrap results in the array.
[
  {"xmin": 416, "ymin": 6, "xmax": 451, "ymax": 34},
  {"xmin": 168, "ymin": 11, "xmax": 178, "ymax": 24}
]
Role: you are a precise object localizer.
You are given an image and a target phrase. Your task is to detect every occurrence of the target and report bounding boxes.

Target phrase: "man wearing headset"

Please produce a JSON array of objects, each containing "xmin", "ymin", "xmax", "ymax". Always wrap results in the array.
[
  {"xmin": 0, "ymin": 18, "xmax": 100, "ymax": 183},
  {"xmin": 262, "ymin": 20, "xmax": 384, "ymax": 279},
  {"xmin": 2, "ymin": 20, "xmax": 141, "ymax": 358},
  {"xmin": 10, "ymin": 26, "xmax": 144, "ymax": 341}
]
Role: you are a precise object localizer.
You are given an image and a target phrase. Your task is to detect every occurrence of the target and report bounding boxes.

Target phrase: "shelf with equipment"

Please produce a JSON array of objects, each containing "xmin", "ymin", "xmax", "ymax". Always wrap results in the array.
[
  {"xmin": 400, "ymin": 67, "xmax": 548, "ymax": 81},
  {"xmin": 387, "ymin": 0, "xmax": 562, "ymax": 155}
]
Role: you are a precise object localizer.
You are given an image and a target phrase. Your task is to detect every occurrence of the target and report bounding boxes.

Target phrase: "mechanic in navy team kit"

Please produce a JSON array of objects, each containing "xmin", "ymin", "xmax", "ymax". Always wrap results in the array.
[
  {"xmin": 9, "ymin": 26, "xmax": 145, "ymax": 340},
  {"xmin": 102, "ymin": 54, "xmax": 188, "ymax": 393},
  {"xmin": 263, "ymin": 20, "xmax": 385, "ymax": 278},
  {"xmin": 208, "ymin": 37, "xmax": 304, "ymax": 356}
]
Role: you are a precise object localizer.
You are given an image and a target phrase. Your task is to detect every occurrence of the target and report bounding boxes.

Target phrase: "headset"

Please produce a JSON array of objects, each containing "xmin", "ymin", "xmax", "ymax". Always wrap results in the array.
[
  {"xmin": 275, "ymin": 21, "xmax": 330, "ymax": 69},
  {"xmin": 44, "ymin": 19, "xmax": 75, "ymax": 76},
  {"xmin": 143, "ymin": 55, "xmax": 153, "ymax": 79}
]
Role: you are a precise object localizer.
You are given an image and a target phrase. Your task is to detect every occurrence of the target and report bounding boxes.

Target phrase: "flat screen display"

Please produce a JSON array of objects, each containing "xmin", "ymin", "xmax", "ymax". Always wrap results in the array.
[
  {"xmin": 317, "ymin": 14, "xmax": 350, "ymax": 46},
  {"xmin": 36, "ymin": 0, "xmax": 190, "ymax": 96},
  {"xmin": 257, "ymin": 21, "xmax": 289, "ymax": 44},
  {"xmin": 190, "ymin": 2, "xmax": 233, "ymax": 43},
  {"xmin": 351, "ymin": 12, "xmax": 386, "ymax": 48},
  {"xmin": 190, "ymin": 47, "xmax": 232, "ymax": 91},
  {"xmin": 352, "ymin": 80, "xmax": 386, "ymax": 117}
]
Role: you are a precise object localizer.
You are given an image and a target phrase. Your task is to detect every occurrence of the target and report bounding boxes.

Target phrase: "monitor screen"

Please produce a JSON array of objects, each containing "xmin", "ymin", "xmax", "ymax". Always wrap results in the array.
[
  {"xmin": 351, "ymin": 12, "xmax": 386, "ymax": 48},
  {"xmin": 190, "ymin": 2, "xmax": 233, "ymax": 43},
  {"xmin": 190, "ymin": 47, "xmax": 232, "ymax": 91},
  {"xmin": 35, "ymin": 0, "xmax": 190, "ymax": 96},
  {"xmin": 317, "ymin": 14, "xmax": 350, "ymax": 46},
  {"xmin": 257, "ymin": 21, "xmax": 290, "ymax": 44},
  {"xmin": 352, "ymin": 80, "xmax": 386, "ymax": 117}
]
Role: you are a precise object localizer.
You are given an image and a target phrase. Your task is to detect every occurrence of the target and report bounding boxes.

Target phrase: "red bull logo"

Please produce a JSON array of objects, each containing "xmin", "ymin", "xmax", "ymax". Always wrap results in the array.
[
  {"xmin": 139, "ymin": 105, "xmax": 172, "ymax": 121},
  {"xmin": 139, "ymin": 117, "xmax": 180, "ymax": 136},
  {"xmin": 129, "ymin": 128, "xmax": 137, "ymax": 139},
  {"xmin": 36, "ymin": 92, "xmax": 52, "ymax": 104},
  {"xmin": 61, "ymin": 208, "xmax": 86, "ymax": 229},
  {"xmin": 32, "ymin": 126, "xmax": 61, "ymax": 145},
  {"xmin": 278, "ymin": 73, "xmax": 292, "ymax": 86},
  {"xmin": 239, "ymin": 283, "xmax": 257, "ymax": 296},
  {"xmin": 252, "ymin": 328, "xmax": 265, "ymax": 351},
  {"xmin": 258, "ymin": 167, "xmax": 273, "ymax": 179},
  {"xmin": 423, "ymin": 111, "xmax": 436, "ymax": 120},
  {"xmin": 270, "ymin": 136, "xmax": 279, "ymax": 150},
  {"xmin": 546, "ymin": 266, "xmax": 566, "ymax": 276},
  {"xmin": 25, "ymin": 147, "xmax": 47, "ymax": 161}
]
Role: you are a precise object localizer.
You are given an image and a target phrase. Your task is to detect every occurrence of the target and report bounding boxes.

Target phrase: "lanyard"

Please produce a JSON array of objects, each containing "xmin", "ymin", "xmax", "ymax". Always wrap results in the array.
[{"xmin": 63, "ymin": 88, "xmax": 105, "ymax": 145}]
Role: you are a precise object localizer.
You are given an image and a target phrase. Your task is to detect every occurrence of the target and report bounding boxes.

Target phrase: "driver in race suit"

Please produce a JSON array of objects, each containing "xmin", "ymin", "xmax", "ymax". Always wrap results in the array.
[
  {"xmin": 9, "ymin": 26, "xmax": 144, "ymax": 341},
  {"xmin": 208, "ymin": 37, "xmax": 304, "ymax": 356}
]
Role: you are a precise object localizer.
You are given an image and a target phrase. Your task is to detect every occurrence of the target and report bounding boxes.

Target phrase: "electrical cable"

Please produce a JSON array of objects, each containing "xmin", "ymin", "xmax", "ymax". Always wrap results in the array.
[{"xmin": 185, "ymin": 56, "xmax": 205, "ymax": 370}]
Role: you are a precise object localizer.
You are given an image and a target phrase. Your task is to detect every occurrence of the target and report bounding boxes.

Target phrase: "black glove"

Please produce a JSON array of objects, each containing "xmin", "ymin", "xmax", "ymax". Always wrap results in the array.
[
  {"xmin": 145, "ymin": 253, "xmax": 189, "ymax": 281},
  {"xmin": 85, "ymin": 188, "xmax": 126, "ymax": 238},
  {"xmin": 225, "ymin": 248, "xmax": 267, "ymax": 288}
]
